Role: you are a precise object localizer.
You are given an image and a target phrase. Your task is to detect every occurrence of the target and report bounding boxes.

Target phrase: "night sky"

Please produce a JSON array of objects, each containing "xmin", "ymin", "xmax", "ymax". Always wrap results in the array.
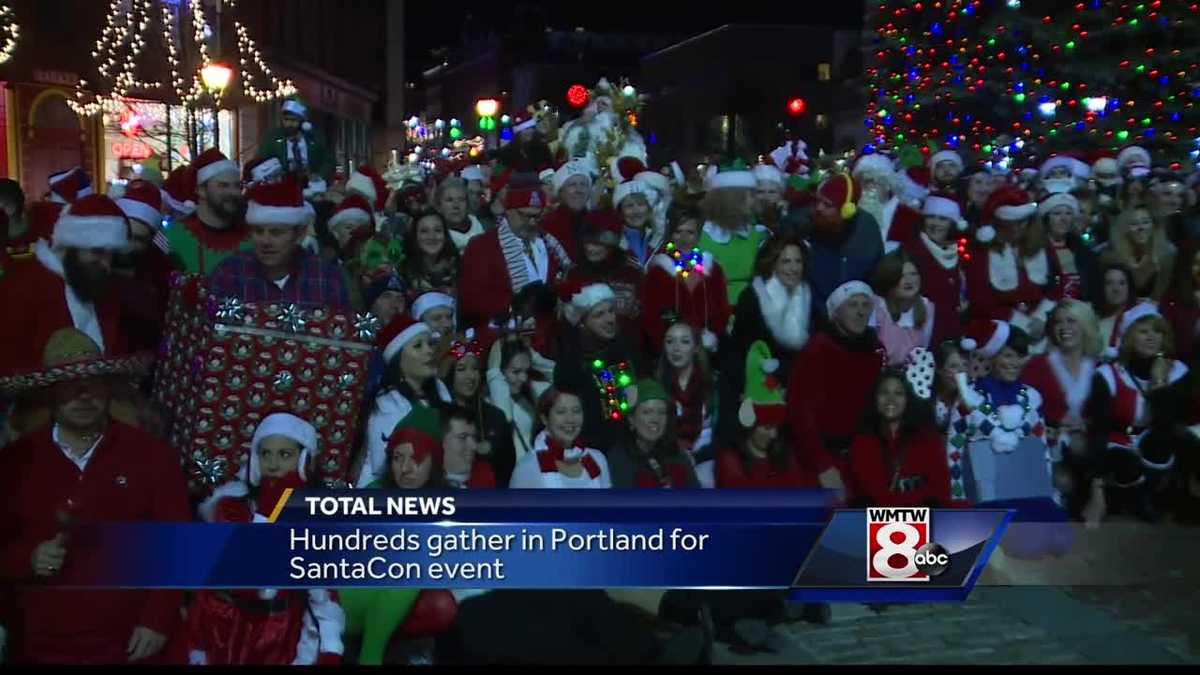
[{"xmin": 405, "ymin": 1, "xmax": 867, "ymax": 73}]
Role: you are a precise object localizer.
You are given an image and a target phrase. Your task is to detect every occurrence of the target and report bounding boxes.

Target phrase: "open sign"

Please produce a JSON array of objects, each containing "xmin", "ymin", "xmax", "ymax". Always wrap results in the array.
[{"xmin": 112, "ymin": 141, "xmax": 153, "ymax": 160}]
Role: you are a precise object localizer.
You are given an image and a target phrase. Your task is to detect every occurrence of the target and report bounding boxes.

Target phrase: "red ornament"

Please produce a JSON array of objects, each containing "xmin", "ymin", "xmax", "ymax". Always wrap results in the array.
[{"xmin": 566, "ymin": 84, "xmax": 589, "ymax": 109}]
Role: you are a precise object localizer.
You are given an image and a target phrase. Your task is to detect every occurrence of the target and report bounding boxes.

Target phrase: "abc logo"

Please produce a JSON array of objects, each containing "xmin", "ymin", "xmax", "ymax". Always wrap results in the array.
[
  {"xmin": 866, "ymin": 507, "xmax": 950, "ymax": 582},
  {"xmin": 914, "ymin": 542, "xmax": 950, "ymax": 577}
]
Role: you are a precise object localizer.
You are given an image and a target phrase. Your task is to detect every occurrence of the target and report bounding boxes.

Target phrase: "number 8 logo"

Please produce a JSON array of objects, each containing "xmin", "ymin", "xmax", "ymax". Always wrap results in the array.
[{"xmin": 872, "ymin": 522, "xmax": 920, "ymax": 579}]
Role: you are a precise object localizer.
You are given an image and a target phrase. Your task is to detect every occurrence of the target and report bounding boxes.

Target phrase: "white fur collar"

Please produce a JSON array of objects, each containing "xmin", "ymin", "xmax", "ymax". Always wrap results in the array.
[
  {"xmin": 752, "ymin": 275, "xmax": 812, "ymax": 350},
  {"xmin": 878, "ymin": 196, "xmax": 900, "ymax": 238},
  {"xmin": 650, "ymin": 251, "xmax": 715, "ymax": 278},
  {"xmin": 34, "ymin": 239, "xmax": 64, "ymax": 277},
  {"xmin": 988, "ymin": 245, "xmax": 1020, "ymax": 292},
  {"xmin": 920, "ymin": 232, "xmax": 959, "ymax": 270},
  {"xmin": 197, "ymin": 480, "xmax": 250, "ymax": 523},
  {"xmin": 1024, "ymin": 249, "xmax": 1050, "ymax": 286},
  {"xmin": 1045, "ymin": 350, "xmax": 1096, "ymax": 420},
  {"xmin": 701, "ymin": 220, "xmax": 753, "ymax": 244}
]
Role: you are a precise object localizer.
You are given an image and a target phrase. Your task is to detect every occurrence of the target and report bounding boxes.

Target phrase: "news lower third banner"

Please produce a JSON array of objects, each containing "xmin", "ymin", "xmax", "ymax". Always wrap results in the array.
[{"xmin": 57, "ymin": 491, "xmax": 1012, "ymax": 602}]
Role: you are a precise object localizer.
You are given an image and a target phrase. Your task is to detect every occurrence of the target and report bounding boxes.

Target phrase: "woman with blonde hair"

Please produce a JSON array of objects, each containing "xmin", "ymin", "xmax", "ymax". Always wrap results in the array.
[
  {"xmin": 1021, "ymin": 299, "xmax": 1103, "ymax": 523},
  {"xmin": 1098, "ymin": 205, "xmax": 1177, "ymax": 301},
  {"xmin": 698, "ymin": 168, "xmax": 768, "ymax": 304}
]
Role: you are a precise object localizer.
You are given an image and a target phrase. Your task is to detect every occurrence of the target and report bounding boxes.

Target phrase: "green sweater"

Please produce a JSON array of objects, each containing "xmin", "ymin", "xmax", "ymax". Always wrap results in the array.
[
  {"xmin": 700, "ymin": 222, "xmax": 768, "ymax": 305},
  {"xmin": 165, "ymin": 216, "xmax": 249, "ymax": 275}
]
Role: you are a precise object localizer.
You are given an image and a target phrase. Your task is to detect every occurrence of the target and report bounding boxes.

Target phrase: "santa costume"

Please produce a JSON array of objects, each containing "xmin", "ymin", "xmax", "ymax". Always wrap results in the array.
[
  {"xmin": 0, "ymin": 195, "xmax": 132, "ymax": 375},
  {"xmin": 641, "ymin": 241, "xmax": 730, "ymax": 357},
  {"xmin": 164, "ymin": 149, "xmax": 247, "ymax": 275},
  {"xmin": 538, "ymin": 161, "xmax": 594, "ymax": 261},
  {"xmin": 851, "ymin": 153, "xmax": 922, "ymax": 253},
  {"xmin": 188, "ymin": 414, "xmax": 344, "ymax": 665},
  {"xmin": 902, "ymin": 194, "xmax": 966, "ymax": 346}
]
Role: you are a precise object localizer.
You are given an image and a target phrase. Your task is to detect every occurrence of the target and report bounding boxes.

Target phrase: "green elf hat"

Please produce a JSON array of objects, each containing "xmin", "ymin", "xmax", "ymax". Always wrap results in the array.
[
  {"xmin": 738, "ymin": 340, "xmax": 787, "ymax": 428},
  {"xmin": 386, "ymin": 405, "xmax": 444, "ymax": 466},
  {"xmin": 627, "ymin": 378, "xmax": 668, "ymax": 411},
  {"xmin": 703, "ymin": 157, "xmax": 757, "ymax": 191}
]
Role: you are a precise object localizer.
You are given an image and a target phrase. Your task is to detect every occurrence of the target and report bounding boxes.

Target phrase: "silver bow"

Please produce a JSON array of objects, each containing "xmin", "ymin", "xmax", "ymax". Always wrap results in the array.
[
  {"xmin": 353, "ymin": 312, "xmax": 381, "ymax": 342},
  {"xmin": 274, "ymin": 371, "xmax": 296, "ymax": 392},
  {"xmin": 276, "ymin": 304, "xmax": 307, "ymax": 333},
  {"xmin": 191, "ymin": 455, "xmax": 227, "ymax": 485},
  {"xmin": 216, "ymin": 297, "xmax": 245, "ymax": 322}
]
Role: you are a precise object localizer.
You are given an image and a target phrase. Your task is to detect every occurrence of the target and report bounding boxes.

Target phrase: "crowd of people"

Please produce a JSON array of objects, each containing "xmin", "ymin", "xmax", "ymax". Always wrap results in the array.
[{"xmin": 0, "ymin": 89, "xmax": 1199, "ymax": 665}]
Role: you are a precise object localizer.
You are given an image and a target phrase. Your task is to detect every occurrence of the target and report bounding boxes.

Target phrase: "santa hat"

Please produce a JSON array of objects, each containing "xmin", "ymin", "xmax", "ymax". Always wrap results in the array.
[
  {"xmin": 581, "ymin": 210, "xmax": 622, "ymax": 247},
  {"xmin": 1037, "ymin": 192, "xmax": 1080, "ymax": 219},
  {"xmin": 635, "ymin": 169, "xmax": 671, "ymax": 195},
  {"xmin": 613, "ymin": 178, "xmax": 652, "ymax": 207},
  {"xmin": 538, "ymin": 167, "xmax": 557, "ymax": 183},
  {"xmin": 503, "ymin": 185, "xmax": 546, "ymax": 210},
  {"xmin": 962, "ymin": 319, "xmax": 1011, "ymax": 359},
  {"xmin": 47, "ymin": 167, "xmax": 93, "ymax": 204},
  {"xmin": 738, "ymin": 340, "xmax": 786, "ymax": 427},
  {"xmin": 161, "ymin": 165, "xmax": 198, "ymax": 216},
  {"xmin": 922, "ymin": 194, "xmax": 968, "ymax": 231},
  {"xmin": 411, "ymin": 291, "xmax": 456, "ymax": 322},
  {"xmin": 1091, "ymin": 157, "xmax": 1122, "ymax": 188},
  {"xmin": 248, "ymin": 413, "xmax": 318, "ymax": 486},
  {"xmin": 1041, "ymin": 177, "xmax": 1076, "ymax": 195},
  {"xmin": 928, "ymin": 150, "xmax": 964, "ymax": 173},
  {"xmin": 52, "ymin": 194, "xmax": 130, "ymax": 251},
  {"xmin": 977, "ymin": 185, "xmax": 1037, "ymax": 243},
  {"xmin": 562, "ymin": 282, "xmax": 616, "ymax": 326},
  {"xmin": 1039, "ymin": 155, "xmax": 1078, "ymax": 178},
  {"xmin": 460, "ymin": 165, "xmax": 485, "ymax": 183},
  {"xmin": 281, "ymin": 98, "xmax": 313, "ymax": 132},
  {"xmin": 668, "ymin": 161, "xmax": 686, "ymax": 185},
  {"xmin": 817, "ymin": 173, "xmax": 860, "ymax": 221},
  {"xmin": 194, "ymin": 148, "xmax": 239, "ymax": 185},
  {"xmin": 852, "ymin": 153, "xmax": 895, "ymax": 180},
  {"xmin": 897, "ymin": 166, "xmax": 932, "ymax": 206},
  {"xmin": 347, "ymin": 165, "xmax": 388, "ymax": 213},
  {"xmin": 704, "ymin": 167, "xmax": 757, "ymax": 191},
  {"xmin": 386, "ymin": 405, "xmax": 444, "ymax": 470},
  {"xmin": 754, "ymin": 164, "xmax": 786, "ymax": 187},
  {"xmin": 1116, "ymin": 145, "xmax": 1152, "ymax": 170},
  {"xmin": 610, "ymin": 153, "xmax": 648, "ymax": 183},
  {"xmin": 115, "ymin": 179, "xmax": 163, "ymax": 227},
  {"xmin": 825, "ymin": 280, "xmax": 873, "ymax": 318},
  {"xmin": 245, "ymin": 179, "xmax": 315, "ymax": 228},
  {"xmin": 552, "ymin": 160, "xmax": 594, "ymax": 194},
  {"xmin": 379, "ymin": 315, "xmax": 433, "ymax": 363},
  {"xmin": 1103, "ymin": 302, "xmax": 1161, "ymax": 360},
  {"xmin": 327, "ymin": 193, "xmax": 373, "ymax": 240},
  {"xmin": 243, "ymin": 156, "xmax": 284, "ymax": 186}
]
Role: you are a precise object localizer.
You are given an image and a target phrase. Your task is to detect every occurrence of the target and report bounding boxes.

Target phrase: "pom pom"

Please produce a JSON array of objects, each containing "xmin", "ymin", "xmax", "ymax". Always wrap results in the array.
[
  {"xmin": 956, "ymin": 218, "xmax": 969, "ymax": 232},
  {"xmin": 761, "ymin": 358, "xmax": 780, "ymax": 374},
  {"xmin": 702, "ymin": 329, "xmax": 719, "ymax": 352},
  {"xmin": 302, "ymin": 121, "xmax": 313, "ymax": 133},
  {"xmin": 975, "ymin": 225, "xmax": 996, "ymax": 244},
  {"xmin": 738, "ymin": 399, "xmax": 756, "ymax": 428},
  {"xmin": 961, "ymin": 338, "xmax": 978, "ymax": 351}
]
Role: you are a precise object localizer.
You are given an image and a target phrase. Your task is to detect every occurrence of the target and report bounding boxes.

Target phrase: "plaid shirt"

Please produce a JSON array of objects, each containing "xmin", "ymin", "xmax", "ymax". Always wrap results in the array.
[{"xmin": 209, "ymin": 249, "xmax": 349, "ymax": 309}]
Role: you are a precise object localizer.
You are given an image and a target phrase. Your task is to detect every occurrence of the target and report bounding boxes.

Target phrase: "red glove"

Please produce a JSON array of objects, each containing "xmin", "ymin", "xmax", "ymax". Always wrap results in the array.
[{"xmin": 315, "ymin": 652, "xmax": 342, "ymax": 666}]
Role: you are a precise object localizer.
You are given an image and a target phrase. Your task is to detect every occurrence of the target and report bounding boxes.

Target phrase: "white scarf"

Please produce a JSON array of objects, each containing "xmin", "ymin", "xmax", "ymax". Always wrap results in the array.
[
  {"xmin": 988, "ymin": 245, "xmax": 1020, "ymax": 292},
  {"xmin": 35, "ymin": 239, "xmax": 105, "ymax": 353},
  {"xmin": 1045, "ymin": 350, "xmax": 1096, "ymax": 421},
  {"xmin": 1024, "ymin": 249, "xmax": 1050, "ymax": 286},
  {"xmin": 920, "ymin": 232, "xmax": 959, "ymax": 270},
  {"xmin": 752, "ymin": 275, "xmax": 812, "ymax": 350}
]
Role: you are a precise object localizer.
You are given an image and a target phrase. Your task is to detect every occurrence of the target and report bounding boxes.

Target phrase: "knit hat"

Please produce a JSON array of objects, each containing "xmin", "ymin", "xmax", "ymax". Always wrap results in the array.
[
  {"xmin": 328, "ymin": 193, "xmax": 373, "ymax": 237},
  {"xmin": 1116, "ymin": 145, "xmax": 1152, "ymax": 170},
  {"xmin": 243, "ymin": 156, "xmax": 284, "ymax": 186},
  {"xmin": 754, "ymin": 164, "xmax": 786, "ymax": 187},
  {"xmin": 552, "ymin": 160, "xmax": 593, "ymax": 195},
  {"xmin": 977, "ymin": 185, "xmax": 1037, "ymax": 243},
  {"xmin": 825, "ymin": 280, "xmax": 873, "ymax": 318},
  {"xmin": 379, "ymin": 315, "xmax": 433, "ymax": 363},
  {"xmin": 194, "ymin": 148, "xmax": 239, "ymax": 185},
  {"xmin": 346, "ymin": 165, "xmax": 388, "ymax": 213},
  {"xmin": 248, "ymin": 413, "xmax": 318, "ymax": 485},
  {"xmin": 922, "ymin": 194, "xmax": 968, "ymax": 230},
  {"xmin": 561, "ymin": 282, "xmax": 616, "ymax": 326},
  {"xmin": 115, "ymin": 179, "xmax": 163, "ymax": 227},
  {"xmin": 628, "ymin": 378, "xmax": 668, "ymax": 411},
  {"xmin": 503, "ymin": 185, "xmax": 547, "ymax": 210},
  {"xmin": 613, "ymin": 178, "xmax": 652, "ymax": 207},
  {"xmin": 962, "ymin": 319, "xmax": 1011, "ymax": 359},
  {"xmin": 52, "ymin": 194, "xmax": 131, "ymax": 251},
  {"xmin": 817, "ymin": 173, "xmax": 860, "ymax": 221},
  {"xmin": 581, "ymin": 210, "xmax": 622, "ymax": 247},
  {"xmin": 852, "ymin": 153, "xmax": 895, "ymax": 180},
  {"xmin": 738, "ymin": 340, "xmax": 786, "ymax": 427},
  {"xmin": 411, "ymin": 291, "xmax": 456, "ymax": 322},
  {"xmin": 47, "ymin": 167, "xmax": 93, "ymax": 204},
  {"xmin": 1037, "ymin": 192, "xmax": 1080, "ymax": 219},
  {"xmin": 245, "ymin": 179, "xmax": 315, "ymax": 228},
  {"xmin": 363, "ymin": 274, "xmax": 408, "ymax": 311},
  {"xmin": 386, "ymin": 405, "xmax": 444, "ymax": 469},
  {"xmin": 928, "ymin": 150, "xmax": 964, "ymax": 173}
]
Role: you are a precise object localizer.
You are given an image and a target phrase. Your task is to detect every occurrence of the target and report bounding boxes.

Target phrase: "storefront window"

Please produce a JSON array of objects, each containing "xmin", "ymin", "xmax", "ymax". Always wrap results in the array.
[{"xmin": 102, "ymin": 98, "xmax": 235, "ymax": 189}]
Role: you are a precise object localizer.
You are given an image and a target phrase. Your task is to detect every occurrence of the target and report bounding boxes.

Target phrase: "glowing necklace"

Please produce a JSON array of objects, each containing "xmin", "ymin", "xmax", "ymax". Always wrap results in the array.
[
  {"xmin": 665, "ymin": 242, "xmax": 704, "ymax": 278},
  {"xmin": 592, "ymin": 359, "xmax": 634, "ymax": 421}
]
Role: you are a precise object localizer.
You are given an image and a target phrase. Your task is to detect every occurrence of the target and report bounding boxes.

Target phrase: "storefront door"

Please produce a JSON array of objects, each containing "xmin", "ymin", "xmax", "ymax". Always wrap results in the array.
[{"xmin": 23, "ymin": 92, "xmax": 83, "ymax": 198}]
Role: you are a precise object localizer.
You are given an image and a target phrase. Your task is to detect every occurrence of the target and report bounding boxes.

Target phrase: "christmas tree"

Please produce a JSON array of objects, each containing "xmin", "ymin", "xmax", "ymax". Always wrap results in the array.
[{"xmin": 864, "ymin": 0, "xmax": 1200, "ymax": 167}]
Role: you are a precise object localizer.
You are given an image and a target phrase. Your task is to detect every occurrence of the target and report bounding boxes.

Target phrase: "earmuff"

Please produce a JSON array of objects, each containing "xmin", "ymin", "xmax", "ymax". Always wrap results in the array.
[{"xmin": 840, "ymin": 173, "xmax": 858, "ymax": 220}]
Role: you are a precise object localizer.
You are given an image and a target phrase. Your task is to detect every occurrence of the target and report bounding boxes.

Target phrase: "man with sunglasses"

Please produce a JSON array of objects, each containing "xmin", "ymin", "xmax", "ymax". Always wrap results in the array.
[{"xmin": 459, "ymin": 176, "xmax": 573, "ymax": 330}]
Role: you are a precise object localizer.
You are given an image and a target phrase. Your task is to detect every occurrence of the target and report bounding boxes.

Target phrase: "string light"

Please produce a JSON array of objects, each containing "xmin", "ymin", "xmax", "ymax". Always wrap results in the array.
[{"xmin": 0, "ymin": 2, "xmax": 20, "ymax": 65}]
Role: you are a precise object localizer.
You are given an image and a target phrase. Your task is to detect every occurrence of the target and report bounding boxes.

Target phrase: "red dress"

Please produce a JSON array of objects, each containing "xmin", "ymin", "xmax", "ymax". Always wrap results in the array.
[
  {"xmin": 715, "ymin": 448, "xmax": 808, "ymax": 488},
  {"xmin": 965, "ymin": 242, "xmax": 1050, "ymax": 330},
  {"xmin": 641, "ymin": 252, "xmax": 732, "ymax": 355},
  {"xmin": 846, "ymin": 428, "xmax": 952, "ymax": 507}
]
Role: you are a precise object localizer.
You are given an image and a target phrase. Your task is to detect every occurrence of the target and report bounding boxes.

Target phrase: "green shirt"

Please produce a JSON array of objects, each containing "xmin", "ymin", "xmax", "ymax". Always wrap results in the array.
[
  {"xmin": 165, "ymin": 215, "xmax": 249, "ymax": 275},
  {"xmin": 700, "ymin": 222, "xmax": 768, "ymax": 305}
]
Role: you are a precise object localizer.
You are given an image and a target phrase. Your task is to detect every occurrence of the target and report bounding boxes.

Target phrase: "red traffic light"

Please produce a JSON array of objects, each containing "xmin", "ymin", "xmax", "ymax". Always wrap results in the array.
[
  {"xmin": 567, "ymin": 84, "xmax": 590, "ymax": 109},
  {"xmin": 787, "ymin": 98, "xmax": 807, "ymax": 116}
]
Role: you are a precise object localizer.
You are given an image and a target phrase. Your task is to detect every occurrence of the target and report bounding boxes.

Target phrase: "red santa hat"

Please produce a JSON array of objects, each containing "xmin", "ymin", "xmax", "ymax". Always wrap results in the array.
[
  {"xmin": 1104, "ymin": 302, "xmax": 1161, "ymax": 360},
  {"xmin": 897, "ymin": 166, "xmax": 932, "ymax": 205},
  {"xmin": 161, "ymin": 165, "xmax": 198, "ymax": 215},
  {"xmin": 962, "ymin": 319, "xmax": 1011, "ymax": 359},
  {"xmin": 346, "ymin": 165, "xmax": 388, "ymax": 213},
  {"xmin": 503, "ymin": 185, "xmax": 546, "ymax": 210},
  {"xmin": 817, "ymin": 173, "xmax": 861, "ymax": 221},
  {"xmin": 977, "ymin": 185, "xmax": 1037, "ymax": 243},
  {"xmin": 52, "ymin": 194, "xmax": 130, "ymax": 251},
  {"xmin": 922, "ymin": 194, "xmax": 968, "ymax": 231},
  {"xmin": 115, "ymin": 179, "xmax": 163, "ymax": 227},
  {"xmin": 1116, "ymin": 145, "xmax": 1152, "ymax": 170},
  {"xmin": 613, "ymin": 178, "xmax": 653, "ymax": 207},
  {"xmin": 327, "ymin": 193, "xmax": 374, "ymax": 243},
  {"xmin": 411, "ymin": 291, "xmax": 456, "ymax": 322},
  {"xmin": 852, "ymin": 153, "xmax": 895, "ymax": 180},
  {"xmin": 1037, "ymin": 192, "xmax": 1080, "ymax": 219},
  {"xmin": 561, "ymin": 281, "xmax": 616, "ymax": 326},
  {"xmin": 245, "ymin": 179, "xmax": 316, "ymax": 229},
  {"xmin": 581, "ymin": 209, "xmax": 622, "ymax": 247},
  {"xmin": 248, "ymin": 413, "xmax": 318, "ymax": 485},
  {"xmin": 552, "ymin": 160, "xmax": 594, "ymax": 195},
  {"xmin": 243, "ymin": 156, "xmax": 284, "ymax": 186},
  {"xmin": 47, "ymin": 167, "xmax": 93, "ymax": 204},
  {"xmin": 194, "ymin": 148, "xmax": 239, "ymax": 185},
  {"xmin": 379, "ymin": 315, "xmax": 433, "ymax": 363},
  {"xmin": 610, "ymin": 154, "xmax": 648, "ymax": 183},
  {"xmin": 928, "ymin": 150, "xmax": 964, "ymax": 173}
]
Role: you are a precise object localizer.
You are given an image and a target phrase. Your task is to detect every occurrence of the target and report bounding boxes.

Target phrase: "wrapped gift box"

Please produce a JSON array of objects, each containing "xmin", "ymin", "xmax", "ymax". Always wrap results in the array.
[{"xmin": 154, "ymin": 274, "xmax": 380, "ymax": 496}]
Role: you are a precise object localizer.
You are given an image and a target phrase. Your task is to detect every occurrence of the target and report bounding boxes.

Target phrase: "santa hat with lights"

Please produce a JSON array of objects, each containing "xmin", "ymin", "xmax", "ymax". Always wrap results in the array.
[
  {"xmin": 976, "ymin": 185, "xmax": 1037, "ymax": 243},
  {"xmin": 115, "ymin": 179, "xmax": 164, "ymax": 227},
  {"xmin": 51, "ymin": 194, "xmax": 130, "ymax": 252},
  {"xmin": 561, "ymin": 281, "xmax": 616, "ymax": 326},
  {"xmin": 245, "ymin": 178, "xmax": 316, "ymax": 229},
  {"xmin": 346, "ymin": 165, "xmax": 389, "ymax": 213},
  {"xmin": 738, "ymin": 340, "xmax": 786, "ymax": 427},
  {"xmin": 47, "ymin": 167, "xmax": 93, "ymax": 205},
  {"xmin": 194, "ymin": 148, "xmax": 239, "ymax": 186}
]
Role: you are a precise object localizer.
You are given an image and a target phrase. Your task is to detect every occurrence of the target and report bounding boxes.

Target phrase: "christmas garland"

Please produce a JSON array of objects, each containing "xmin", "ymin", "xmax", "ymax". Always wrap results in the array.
[{"xmin": 592, "ymin": 358, "xmax": 634, "ymax": 421}]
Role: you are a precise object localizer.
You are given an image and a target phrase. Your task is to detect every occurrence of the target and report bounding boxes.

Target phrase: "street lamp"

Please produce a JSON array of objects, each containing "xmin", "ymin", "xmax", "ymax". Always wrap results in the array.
[
  {"xmin": 475, "ymin": 98, "xmax": 499, "ymax": 117},
  {"xmin": 201, "ymin": 61, "xmax": 234, "ymax": 94}
]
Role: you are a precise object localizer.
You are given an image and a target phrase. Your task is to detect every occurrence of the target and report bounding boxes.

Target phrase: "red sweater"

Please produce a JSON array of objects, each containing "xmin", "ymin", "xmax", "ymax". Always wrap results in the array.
[
  {"xmin": 788, "ymin": 331, "xmax": 887, "ymax": 481},
  {"xmin": 459, "ymin": 228, "xmax": 565, "ymax": 329},
  {"xmin": 715, "ymin": 447, "xmax": 809, "ymax": 488},
  {"xmin": 0, "ymin": 422, "xmax": 191, "ymax": 664},
  {"xmin": 846, "ymin": 428, "xmax": 952, "ymax": 507},
  {"xmin": 641, "ymin": 254, "xmax": 732, "ymax": 355}
]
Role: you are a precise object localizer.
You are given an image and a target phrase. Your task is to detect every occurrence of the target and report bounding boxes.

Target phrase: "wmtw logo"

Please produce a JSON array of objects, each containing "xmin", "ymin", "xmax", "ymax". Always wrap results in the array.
[{"xmin": 866, "ymin": 507, "xmax": 950, "ymax": 582}]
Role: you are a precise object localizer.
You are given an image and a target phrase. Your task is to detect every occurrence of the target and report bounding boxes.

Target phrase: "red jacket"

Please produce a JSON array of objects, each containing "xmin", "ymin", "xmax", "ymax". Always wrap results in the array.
[
  {"xmin": 641, "ymin": 253, "xmax": 732, "ymax": 355},
  {"xmin": 715, "ymin": 447, "xmax": 809, "ymax": 488},
  {"xmin": 965, "ymin": 243, "xmax": 1047, "ymax": 324},
  {"xmin": 788, "ymin": 331, "xmax": 887, "ymax": 481},
  {"xmin": 902, "ymin": 235, "xmax": 963, "ymax": 346},
  {"xmin": 0, "ymin": 246, "xmax": 128, "ymax": 375},
  {"xmin": 846, "ymin": 428, "xmax": 952, "ymax": 507},
  {"xmin": 539, "ymin": 205, "xmax": 588, "ymax": 262},
  {"xmin": 0, "ymin": 422, "xmax": 191, "ymax": 664},
  {"xmin": 459, "ymin": 228, "xmax": 566, "ymax": 329}
]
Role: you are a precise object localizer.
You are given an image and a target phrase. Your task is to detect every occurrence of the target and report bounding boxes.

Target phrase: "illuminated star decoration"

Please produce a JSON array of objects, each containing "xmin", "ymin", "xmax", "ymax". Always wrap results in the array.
[
  {"xmin": 591, "ymin": 359, "xmax": 634, "ymax": 421},
  {"xmin": 276, "ymin": 304, "xmax": 307, "ymax": 333}
]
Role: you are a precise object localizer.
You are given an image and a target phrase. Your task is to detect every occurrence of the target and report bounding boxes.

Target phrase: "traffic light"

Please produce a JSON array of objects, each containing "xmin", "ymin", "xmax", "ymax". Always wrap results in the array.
[{"xmin": 476, "ymin": 98, "xmax": 500, "ymax": 132}]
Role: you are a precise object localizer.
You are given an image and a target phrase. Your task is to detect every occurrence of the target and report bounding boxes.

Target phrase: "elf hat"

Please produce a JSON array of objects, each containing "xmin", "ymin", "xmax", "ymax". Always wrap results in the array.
[
  {"xmin": 115, "ymin": 179, "xmax": 164, "ymax": 228},
  {"xmin": 928, "ymin": 149, "xmax": 964, "ymax": 173},
  {"xmin": 629, "ymin": 378, "xmax": 669, "ymax": 411},
  {"xmin": 613, "ymin": 178, "xmax": 653, "ymax": 208},
  {"xmin": 825, "ymin": 280, "xmax": 873, "ymax": 318},
  {"xmin": 977, "ymin": 185, "xmax": 1036, "ymax": 243},
  {"xmin": 1037, "ymin": 192, "xmax": 1080, "ymax": 219},
  {"xmin": 962, "ymin": 319, "xmax": 1011, "ymax": 359},
  {"xmin": 47, "ymin": 167, "xmax": 94, "ymax": 204},
  {"xmin": 347, "ymin": 164, "xmax": 388, "ymax": 213},
  {"xmin": 561, "ymin": 281, "xmax": 616, "ymax": 326},
  {"xmin": 754, "ymin": 164, "xmax": 786, "ymax": 187},
  {"xmin": 386, "ymin": 405, "xmax": 444, "ymax": 471},
  {"xmin": 738, "ymin": 340, "xmax": 786, "ymax": 427},
  {"xmin": 248, "ymin": 413, "xmax": 318, "ymax": 486},
  {"xmin": 411, "ymin": 291, "xmax": 456, "ymax": 322},
  {"xmin": 922, "ymin": 194, "xmax": 968, "ymax": 231},
  {"xmin": 817, "ymin": 173, "xmax": 861, "ymax": 221},
  {"xmin": 52, "ymin": 194, "xmax": 131, "ymax": 251},
  {"xmin": 194, "ymin": 148, "xmax": 239, "ymax": 185},
  {"xmin": 553, "ymin": 160, "xmax": 594, "ymax": 195},
  {"xmin": 245, "ymin": 178, "xmax": 315, "ymax": 229},
  {"xmin": 379, "ymin": 315, "xmax": 433, "ymax": 363}
]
